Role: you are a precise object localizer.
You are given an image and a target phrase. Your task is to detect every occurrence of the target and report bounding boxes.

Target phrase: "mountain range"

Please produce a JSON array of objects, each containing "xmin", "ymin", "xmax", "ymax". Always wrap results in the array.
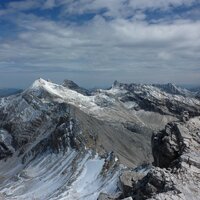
[{"xmin": 0, "ymin": 78, "xmax": 199, "ymax": 200}]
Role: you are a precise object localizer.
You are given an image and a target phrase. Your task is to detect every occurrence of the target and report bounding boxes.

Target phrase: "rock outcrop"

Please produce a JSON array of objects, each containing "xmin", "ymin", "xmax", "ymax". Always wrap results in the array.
[
  {"xmin": 119, "ymin": 170, "xmax": 146, "ymax": 198},
  {"xmin": 62, "ymin": 79, "xmax": 90, "ymax": 96},
  {"xmin": 98, "ymin": 192, "xmax": 121, "ymax": 200},
  {"xmin": 151, "ymin": 122, "xmax": 186, "ymax": 168},
  {"xmin": 1, "ymin": 79, "xmax": 200, "ymax": 200},
  {"xmin": 113, "ymin": 82, "xmax": 200, "ymax": 117},
  {"xmin": 133, "ymin": 118, "xmax": 200, "ymax": 200},
  {"xmin": 102, "ymin": 117, "xmax": 200, "ymax": 200},
  {"xmin": 153, "ymin": 83, "xmax": 191, "ymax": 96},
  {"xmin": 0, "ymin": 129, "xmax": 14, "ymax": 159}
]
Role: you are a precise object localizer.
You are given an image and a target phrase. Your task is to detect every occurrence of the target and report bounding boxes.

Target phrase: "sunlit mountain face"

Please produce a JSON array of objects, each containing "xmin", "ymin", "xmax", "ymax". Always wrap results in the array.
[
  {"xmin": 0, "ymin": 1, "xmax": 200, "ymax": 200},
  {"xmin": 0, "ymin": 78, "xmax": 199, "ymax": 199}
]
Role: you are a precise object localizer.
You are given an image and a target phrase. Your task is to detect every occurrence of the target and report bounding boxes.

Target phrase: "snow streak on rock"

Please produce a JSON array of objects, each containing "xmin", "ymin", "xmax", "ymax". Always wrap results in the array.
[
  {"xmin": 0, "ymin": 150, "xmax": 119, "ymax": 200},
  {"xmin": 0, "ymin": 78, "xmax": 200, "ymax": 200}
]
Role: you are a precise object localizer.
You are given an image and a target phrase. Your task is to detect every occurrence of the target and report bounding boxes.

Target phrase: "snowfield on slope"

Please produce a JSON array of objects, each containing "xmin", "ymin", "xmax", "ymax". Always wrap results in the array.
[
  {"xmin": 0, "ymin": 150, "xmax": 119, "ymax": 200},
  {"xmin": 0, "ymin": 78, "xmax": 200, "ymax": 200},
  {"xmin": 27, "ymin": 78, "xmax": 186, "ymax": 125}
]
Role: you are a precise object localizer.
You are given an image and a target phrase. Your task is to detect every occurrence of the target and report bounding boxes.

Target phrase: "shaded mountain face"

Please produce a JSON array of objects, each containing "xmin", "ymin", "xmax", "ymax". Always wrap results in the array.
[
  {"xmin": 196, "ymin": 92, "xmax": 200, "ymax": 100},
  {"xmin": 62, "ymin": 79, "xmax": 90, "ymax": 96},
  {"xmin": 0, "ymin": 88, "xmax": 23, "ymax": 97},
  {"xmin": 188, "ymin": 87, "xmax": 200, "ymax": 100},
  {"xmin": 0, "ymin": 78, "xmax": 200, "ymax": 200}
]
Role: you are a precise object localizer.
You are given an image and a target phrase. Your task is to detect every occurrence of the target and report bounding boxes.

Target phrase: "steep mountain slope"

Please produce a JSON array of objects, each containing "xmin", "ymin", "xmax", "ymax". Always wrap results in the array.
[
  {"xmin": 0, "ymin": 78, "xmax": 200, "ymax": 200},
  {"xmin": 106, "ymin": 117, "xmax": 200, "ymax": 200},
  {"xmin": 153, "ymin": 83, "xmax": 193, "ymax": 96},
  {"xmin": 111, "ymin": 81, "xmax": 200, "ymax": 117},
  {"xmin": 0, "ymin": 83, "xmax": 120, "ymax": 199}
]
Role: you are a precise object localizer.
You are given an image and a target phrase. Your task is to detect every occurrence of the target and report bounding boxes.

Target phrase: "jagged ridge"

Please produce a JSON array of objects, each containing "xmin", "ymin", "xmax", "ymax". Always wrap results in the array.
[{"xmin": 0, "ymin": 78, "xmax": 200, "ymax": 200}]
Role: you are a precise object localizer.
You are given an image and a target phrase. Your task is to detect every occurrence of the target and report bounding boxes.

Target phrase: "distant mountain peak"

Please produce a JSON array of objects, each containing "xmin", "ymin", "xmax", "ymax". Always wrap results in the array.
[
  {"xmin": 62, "ymin": 79, "xmax": 79, "ymax": 89},
  {"xmin": 153, "ymin": 82, "xmax": 190, "ymax": 96},
  {"xmin": 112, "ymin": 80, "xmax": 125, "ymax": 89},
  {"xmin": 30, "ymin": 78, "xmax": 48, "ymax": 89},
  {"xmin": 0, "ymin": 78, "xmax": 200, "ymax": 199},
  {"xmin": 62, "ymin": 79, "xmax": 90, "ymax": 95}
]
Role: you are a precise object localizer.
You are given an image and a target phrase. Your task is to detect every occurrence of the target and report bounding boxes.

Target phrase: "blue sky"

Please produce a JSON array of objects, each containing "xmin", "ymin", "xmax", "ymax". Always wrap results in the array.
[{"xmin": 0, "ymin": 0, "xmax": 200, "ymax": 88}]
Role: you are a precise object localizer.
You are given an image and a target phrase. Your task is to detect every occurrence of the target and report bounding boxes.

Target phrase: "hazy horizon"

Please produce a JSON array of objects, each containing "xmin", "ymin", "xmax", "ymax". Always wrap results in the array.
[{"xmin": 0, "ymin": 76, "xmax": 199, "ymax": 90}]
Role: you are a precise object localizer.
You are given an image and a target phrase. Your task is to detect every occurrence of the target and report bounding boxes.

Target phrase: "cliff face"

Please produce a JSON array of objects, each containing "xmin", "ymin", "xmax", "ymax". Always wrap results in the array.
[
  {"xmin": 0, "ymin": 78, "xmax": 200, "ymax": 200},
  {"xmin": 152, "ymin": 122, "xmax": 187, "ymax": 168},
  {"xmin": 0, "ymin": 80, "xmax": 121, "ymax": 200},
  {"xmin": 106, "ymin": 117, "xmax": 200, "ymax": 200}
]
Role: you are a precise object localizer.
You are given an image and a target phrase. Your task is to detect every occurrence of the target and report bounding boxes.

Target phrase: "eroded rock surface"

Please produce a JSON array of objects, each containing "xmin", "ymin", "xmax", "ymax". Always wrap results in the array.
[
  {"xmin": 151, "ymin": 122, "xmax": 186, "ymax": 168},
  {"xmin": 102, "ymin": 117, "xmax": 200, "ymax": 200},
  {"xmin": 0, "ymin": 129, "xmax": 14, "ymax": 159},
  {"xmin": 0, "ymin": 79, "xmax": 200, "ymax": 200}
]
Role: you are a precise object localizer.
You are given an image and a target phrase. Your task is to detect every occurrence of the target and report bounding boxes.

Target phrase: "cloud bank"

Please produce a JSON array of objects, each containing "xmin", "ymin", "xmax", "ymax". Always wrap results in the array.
[{"xmin": 0, "ymin": 0, "xmax": 200, "ymax": 88}]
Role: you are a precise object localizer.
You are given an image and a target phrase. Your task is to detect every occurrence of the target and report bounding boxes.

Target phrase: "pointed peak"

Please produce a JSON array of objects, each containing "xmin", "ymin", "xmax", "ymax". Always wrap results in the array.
[
  {"xmin": 62, "ymin": 79, "xmax": 90, "ymax": 96},
  {"xmin": 112, "ymin": 80, "xmax": 121, "ymax": 88},
  {"xmin": 166, "ymin": 82, "xmax": 177, "ymax": 88},
  {"xmin": 30, "ymin": 78, "xmax": 49, "ymax": 89},
  {"xmin": 153, "ymin": 83, "xmax": 186, "ymax": 95},
  {"xmin": 62, "ymin": 79, "xmax": 79, "ymax": 89}
]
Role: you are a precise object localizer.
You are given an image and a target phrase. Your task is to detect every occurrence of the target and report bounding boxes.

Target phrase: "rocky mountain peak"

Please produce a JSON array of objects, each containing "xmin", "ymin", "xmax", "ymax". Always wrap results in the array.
[
  {"xmin": 62, "ymin": 79, "xmax": 90, "ymax": 95},
  {"xmin": 112, "ymin": 80, "xmax": 126, "ymax": 90},
  {"xmin": 0, "ymin": 78, "xmax": 200, "ymax": 200},
  {"xmin": 153, "ymin": 82, "xmax": 190, "ymax": 96},
  {"xmin": 62, "ymin": 79, "xmax": 80, "ymax": 89},
  {"xmin": 113, "ymin": 80, "xmax": 120, "ymax": 87},
  {"xmin": 30, "ymin": 78, "xmax": 47, "ymax": 88}
]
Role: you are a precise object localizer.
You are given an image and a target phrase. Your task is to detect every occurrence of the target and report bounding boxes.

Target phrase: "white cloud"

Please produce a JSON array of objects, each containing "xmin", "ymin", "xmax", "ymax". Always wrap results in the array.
[
  {"xmin": 7, "ymin": 0, "xmax": 40, "ymax": 10},
  {"xmin": 158, "ymin": 52, "xmax": 172, "ymax": 60},
  {"xmin": 0, "ymin": 0, "xmax": 200, "ymax": 87},
  {"xmin": 0, "ymin": 0, "xmax": 41, "ymax": 16},
  {"xmin": 43, "ymin": 0, "xmax": 56, "ymax": 9},
  {"xmin": 1, "ymin": 16, "xmax": 199, "ymax": 68},
  {"xmin": 58, "ymin": 0, "xmax": 198, "ymax": 19}
]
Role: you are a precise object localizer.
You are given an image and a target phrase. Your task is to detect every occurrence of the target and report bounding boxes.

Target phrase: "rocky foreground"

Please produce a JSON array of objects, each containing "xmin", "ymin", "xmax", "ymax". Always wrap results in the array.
[
  {"xmin": 0, "ymin": 79, "xmax": 200, "ymax": 200},
  {"xmin": 99, "ymin": 116, "xmax": 200, "ymax": 200}
]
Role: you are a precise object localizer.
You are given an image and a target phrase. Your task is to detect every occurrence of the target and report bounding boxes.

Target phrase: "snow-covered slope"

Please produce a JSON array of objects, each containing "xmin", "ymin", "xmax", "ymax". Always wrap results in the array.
[
  {"xmin": 0, "ymin": 150, "xmax": 119, "ymax": 200},
  {"xmin": 153, "ymin": 83, "xmax": 194, "ymax": 96},
  {"xmin": 27, "ymin": 78, "xmax": 200, "ymax": 123},
  {"xmin": 0, "ymin": 78, "xmax": 200, "ymax": 200}
]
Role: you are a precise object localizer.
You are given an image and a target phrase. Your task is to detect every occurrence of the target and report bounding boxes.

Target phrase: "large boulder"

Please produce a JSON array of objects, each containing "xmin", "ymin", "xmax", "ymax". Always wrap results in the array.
[
  {"xmin": 131, "ymin": 167, "xmax": 178, "ymax": 200},
  {"xmin": 118, "ymin": 167, "xmax": 177, "ymax": 200},
  {"xmin": 119, "ymin": 170, "xmax": 146, "ymax": 197},
  {"xmin": 151, "ymin": 122, "xmax": 187, "ymax": 168},
  {"xmin": 112, "ymin": 118, "xmax": 200, "ymax": 200},
  {"xmin": 132, "ymin": 118, "xmax": 200, "ymax": 200},
  {"xmin": 97, "ymin": 192, "xmax": 122, "ymax": 200},
  {"xmin": 97, "ymin": 193, "xmax": 115, "ymax": 200}
]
